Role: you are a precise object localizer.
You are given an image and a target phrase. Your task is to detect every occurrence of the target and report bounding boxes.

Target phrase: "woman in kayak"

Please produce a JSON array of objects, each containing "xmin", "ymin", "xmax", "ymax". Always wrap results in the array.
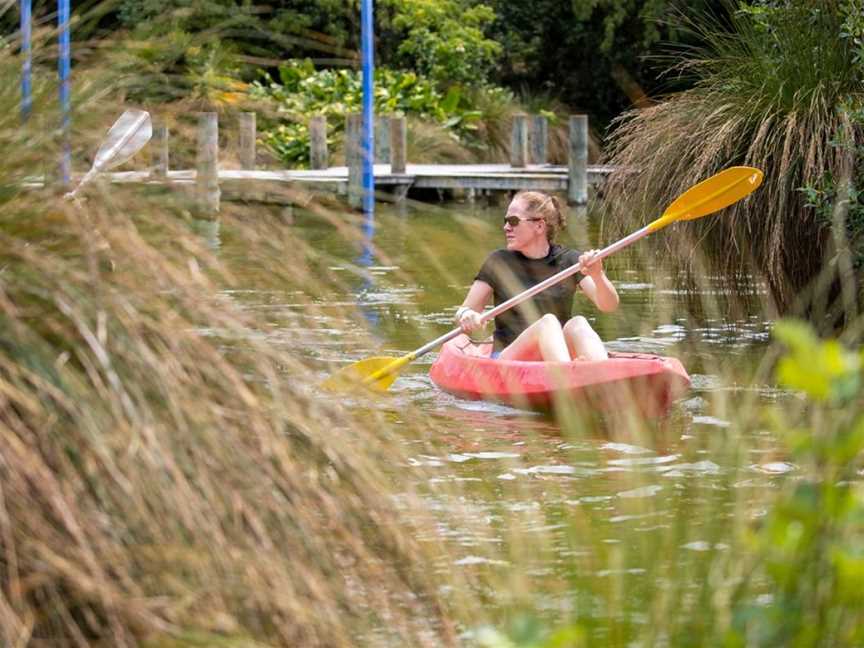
[{"xmin": 455, "ymin": 191, "xmax": 619, "ymax": 362}]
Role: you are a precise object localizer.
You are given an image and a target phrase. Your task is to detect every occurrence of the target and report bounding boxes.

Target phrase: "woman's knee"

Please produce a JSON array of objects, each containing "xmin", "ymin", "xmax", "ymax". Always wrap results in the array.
[
  {"xmin": 537, "ymin": 313, "xmax": 563, "ymax": 333},
  {"xmin": 563, "ymin": 315, "xmax": 591, "ymax": 335}
]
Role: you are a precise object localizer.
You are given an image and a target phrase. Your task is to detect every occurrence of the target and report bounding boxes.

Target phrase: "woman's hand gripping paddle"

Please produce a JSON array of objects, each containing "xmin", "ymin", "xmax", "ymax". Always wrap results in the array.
[
  {"xmin": 323, "ymin": 166, "xmax": 764, "ymax": 392},
  {"xmin": 64, "ymin": 109, "xmax": 153, "ymax": 201}
]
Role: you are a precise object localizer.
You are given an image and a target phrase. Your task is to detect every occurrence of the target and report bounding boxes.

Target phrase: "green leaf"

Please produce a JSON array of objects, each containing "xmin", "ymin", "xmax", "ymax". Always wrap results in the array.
[
  {"xmin": 441, "ymin": 85, "xmax": 463, "ymax": 114},
  {"xmin": 773, "ymin": 319, "xmax": 861, "ymax": 402},
  {"xmin": 544, "ymin": 625, "xmax": 586, "ymax": 648}
]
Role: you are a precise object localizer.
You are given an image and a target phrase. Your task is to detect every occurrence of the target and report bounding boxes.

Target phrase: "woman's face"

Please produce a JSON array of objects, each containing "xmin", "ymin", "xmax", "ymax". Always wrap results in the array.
[{"xmin": 503, "ymin": 197, "xmax": 546, "ymax": 252}]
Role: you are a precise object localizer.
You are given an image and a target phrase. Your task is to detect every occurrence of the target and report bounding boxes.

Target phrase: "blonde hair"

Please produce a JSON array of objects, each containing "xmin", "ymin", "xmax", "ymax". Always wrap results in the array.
[{"xmin": 512, "ymin": 191, "xmax": 566, "ymax": 242}]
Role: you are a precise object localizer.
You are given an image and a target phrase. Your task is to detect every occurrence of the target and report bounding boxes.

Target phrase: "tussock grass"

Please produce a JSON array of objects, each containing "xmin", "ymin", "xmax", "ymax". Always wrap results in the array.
[{"xmin": 603, "ymin": 2, "xmax": 864, "ymax": 321}]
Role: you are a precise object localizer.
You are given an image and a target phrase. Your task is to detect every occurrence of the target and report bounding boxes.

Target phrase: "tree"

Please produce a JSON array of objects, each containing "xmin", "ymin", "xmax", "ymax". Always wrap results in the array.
[{"xmin": 485, "ymin": 0, "xmax": 724, "ymax": 127}]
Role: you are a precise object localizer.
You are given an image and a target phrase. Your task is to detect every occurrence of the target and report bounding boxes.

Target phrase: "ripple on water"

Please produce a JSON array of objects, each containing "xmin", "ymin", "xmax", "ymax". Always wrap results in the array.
[
  {"xmin": 692, "ymin": 415, "xmax": 732, "ymax": 428},
  {"xmin": 454, "ymin": 556, "xmax": 509, "ymax": 566},
  {"xmin": 447, "ymin": 451, "xmax": 521, "ymax": 461},
  {"xmin": 601, "ymin": 442, "xmax": 652, "ymax": 455},
  {"xmin": 658, "ymin": 460, "xmax": 722, "ymax": 476},
  {"xmin": 608, "ymin": 455, "xmax": 679, "ymax": 467},
  {"xmin": 617, "ymin": 485, "xmax": 663, "ymax": 498},
  {"xmin": 616, "ymin": 282, "xmax": 655, "ymax": 291},
  {"xmin": 751, "ymin": 462, "xmax": 797, "ymax": 474},
  {"xmin": 513, "ymin": 465, "xmax": 597, "ymax": 477},
  {"xmin": 682, "ymin": 541, "xmax": 730, "ymax": 552},
  {"xmin": 689, "ymin": 374, "xmax": 724, "ymax": 390},
  {"xmin": 596, "ymin": 568, "xmax": 647, "ymax": 577},
  {"xmin": 609, "ymin": 511, "xmax": 666, "ymax": 523}
]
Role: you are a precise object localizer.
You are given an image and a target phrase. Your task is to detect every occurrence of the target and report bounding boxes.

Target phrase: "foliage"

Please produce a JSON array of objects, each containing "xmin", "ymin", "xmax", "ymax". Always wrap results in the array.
[
  {"xmin": 728, "ymin": 319, "xmax": 864, "ymax": 645},
  {"xmin": 384, "ymin": 0, "xmax": 501, "ymax": 85},
  {"xmin": 106, "ymin": 0, "xmax": 716, "ymax": 126},
  {"xmin": 799, "ymin": 105, "xmax": 864, "ymax": 273},
  {"xmin": 484, "ymin": 0, "xmax": 721, "ymax": 125},
  {"xmin": 603, "ymin": 0, "xmax": 864, "ymax": 317},
  {"xmin": 0, "ymin": 196, "xmax": 461, "ymax": 644},
  {"xmin": 102, "ymin": 25, "xmax": 251, "ymax": 108},
  {"xmin": 113, "ymin": 0, "xmax": 500, "ymax": 86},
  {"xmin": 473, "ymin": 318, "xmax": 864, "ymax": 647},
  {"xmin": 116, "ymin": 0, "xmax": 351, "ymax": 49},
  {"xmin": 248, "ymin": 60, "xmax": 514, "ymax": 166}
]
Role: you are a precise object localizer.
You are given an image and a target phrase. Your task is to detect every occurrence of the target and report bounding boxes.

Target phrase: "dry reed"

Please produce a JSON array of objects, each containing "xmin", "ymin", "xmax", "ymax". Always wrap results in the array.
[{"xmin": 0, "ymin": 25, "xmax": 470, "ymax": 637}]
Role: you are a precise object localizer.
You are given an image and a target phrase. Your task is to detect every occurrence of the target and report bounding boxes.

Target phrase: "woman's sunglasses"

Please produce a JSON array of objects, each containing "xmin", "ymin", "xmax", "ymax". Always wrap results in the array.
[{"xmin": 503, "ymin": 216, "xmax": 543, "ymax": 227}]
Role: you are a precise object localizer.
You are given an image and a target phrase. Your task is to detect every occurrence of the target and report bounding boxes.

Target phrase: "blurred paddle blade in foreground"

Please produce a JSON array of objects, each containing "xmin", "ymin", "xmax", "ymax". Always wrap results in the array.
[
  {"xmin": 322, "ymin": 356, "xmax": 403, "ymax": 392},
  {"xmin": 92, "ymin": 108, "xmax": 152, "ymax": 171}
]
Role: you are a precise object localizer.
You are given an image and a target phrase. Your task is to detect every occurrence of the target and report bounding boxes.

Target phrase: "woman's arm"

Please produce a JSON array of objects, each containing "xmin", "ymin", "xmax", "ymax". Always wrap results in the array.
[
  {"xmin": 456, "ymin": 280, "xmax": 493, "ymax": 332},
  {"xmin": 577, "ymin": 250, "xmax": 619, "ymax": 313}
]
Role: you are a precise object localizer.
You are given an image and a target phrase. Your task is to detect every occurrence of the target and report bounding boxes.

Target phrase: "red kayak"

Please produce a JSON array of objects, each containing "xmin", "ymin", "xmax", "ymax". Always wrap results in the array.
[{"xmin": 429, "ymin": 335, "xmax": 691, "ymax": 418}]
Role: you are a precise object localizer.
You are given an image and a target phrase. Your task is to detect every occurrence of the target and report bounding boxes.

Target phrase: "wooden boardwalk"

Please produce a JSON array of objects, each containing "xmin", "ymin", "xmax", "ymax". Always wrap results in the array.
[{"xmin": 90, "ymin": 162, "xmax": 614, "ymax": 202}]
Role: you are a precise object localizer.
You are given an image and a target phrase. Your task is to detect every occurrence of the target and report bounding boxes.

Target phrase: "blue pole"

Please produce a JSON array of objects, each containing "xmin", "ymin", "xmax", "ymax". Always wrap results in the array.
[
  {"xmin": 360, "ymin": 0, "xmax": 375, "ymax": 215},
  {"xmin": 20, "ymin": 0, "xmax": 32, "ymax": 120},
  {"xmin": 58, "ymin": 0, "xmax": 71, "ymax": 186}
]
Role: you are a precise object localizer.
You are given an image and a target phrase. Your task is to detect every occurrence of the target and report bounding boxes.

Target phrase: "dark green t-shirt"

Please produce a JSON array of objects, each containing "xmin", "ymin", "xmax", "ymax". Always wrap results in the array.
[{"xmin": 475, "ymin": 245, "xmax": 584, "ymax": 350}]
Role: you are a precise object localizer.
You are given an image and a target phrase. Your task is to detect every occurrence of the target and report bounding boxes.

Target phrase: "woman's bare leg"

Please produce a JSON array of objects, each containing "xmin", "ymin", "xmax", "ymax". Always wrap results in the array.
[
  {"xmin": 563, "ymin": 315, "xmax": 607, "ymax": 361},
  {"xmin": 499, "ymin": 313, "xmax": 571, "ymax": 362}
]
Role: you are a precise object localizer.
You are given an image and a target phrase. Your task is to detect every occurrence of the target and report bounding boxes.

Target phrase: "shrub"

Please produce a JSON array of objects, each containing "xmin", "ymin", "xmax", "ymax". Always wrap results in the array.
[{"xmin": 249, "ymin": 60, "xmax": 509, "ymax": 167}]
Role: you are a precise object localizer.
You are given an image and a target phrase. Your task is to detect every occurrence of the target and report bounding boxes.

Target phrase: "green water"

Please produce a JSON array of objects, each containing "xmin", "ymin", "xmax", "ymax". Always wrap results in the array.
[{"xmin": 219, "ymin": 201, "xmax": 787, "ymax": 640}]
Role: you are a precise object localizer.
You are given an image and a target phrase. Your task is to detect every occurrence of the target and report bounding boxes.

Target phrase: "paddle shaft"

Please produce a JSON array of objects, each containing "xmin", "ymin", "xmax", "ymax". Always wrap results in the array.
[
  {"xmin": 66, "ymin": 111, "xmax": 150, "ymax": 199},
  {"xmin": 409, "ymin": 224, "xmax": 652, "ymax": 361}
]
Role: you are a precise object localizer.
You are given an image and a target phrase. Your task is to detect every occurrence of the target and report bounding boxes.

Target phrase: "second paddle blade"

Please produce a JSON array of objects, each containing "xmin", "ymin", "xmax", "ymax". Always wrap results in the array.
[{"xmin": 321, "ymin": 356, "xmax": 402, "ymax": 392}]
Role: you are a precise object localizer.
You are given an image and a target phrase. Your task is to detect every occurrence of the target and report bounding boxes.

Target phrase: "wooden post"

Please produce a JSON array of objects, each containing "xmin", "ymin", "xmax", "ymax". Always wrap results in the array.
[
  {"xmin": 152, "ymin": 121, "xmax": 169, "ymax": 178},
  {"xmin": 510, "ymin": 113, "xmax": 528, "ymax": 168},
  {"xmin": 390, "ymin": 116, "xmax": 406, "ymax": 175},
  {"xmin": 529, "ymin": 115, "xmax": 548, "ymax": 165},
  {"xmin": 568, "ymin": 114, "xmax": 588, "ymax": 206},
  {"xmin": 309, "ymin": 116, "xmax": 328, "ymax": 170},
  {"xmin": 345, "ymin": 113, "xmax": 363, "ymax": 209},
  {"xmin": 375, "ymin": 115, "xmax": 390, "ymax": 164},
  {"xmin": 238, "ymin": 112, "xmax": 256, "ymax": 170},
  {"xmin": 196, "ymin": 112, "xmax": 220, "ymax": 215}
]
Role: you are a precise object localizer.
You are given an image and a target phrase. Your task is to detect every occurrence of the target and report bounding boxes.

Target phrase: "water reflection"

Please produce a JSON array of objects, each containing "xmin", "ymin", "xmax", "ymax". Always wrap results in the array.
[
  {"xmin": 191, "ymin": 217, "xmax": 221, "ymax": 251},
  {"xmin": 355, "ymin": 208, "xmax": 380, "ymax": 328}
]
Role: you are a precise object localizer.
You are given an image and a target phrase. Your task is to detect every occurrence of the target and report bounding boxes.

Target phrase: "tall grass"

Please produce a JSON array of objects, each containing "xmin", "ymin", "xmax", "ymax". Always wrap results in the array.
[
  {"xmin": 0, "ymin": 29, "xmax": 477, "ymax": 648},
  {"xmin": 603, "ymin": 1, "xmax": 864, "ymax": 322}
]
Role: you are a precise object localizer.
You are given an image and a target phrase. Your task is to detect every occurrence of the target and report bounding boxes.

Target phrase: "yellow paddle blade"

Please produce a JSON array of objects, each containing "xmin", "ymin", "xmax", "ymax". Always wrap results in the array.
[
  {"xmin": 647, "ymin": 166, "xmax": 763, "ymax": 232},
  {"xmin": 321, "ymin": 355, "xmax": 411, "ymax": 392}
]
